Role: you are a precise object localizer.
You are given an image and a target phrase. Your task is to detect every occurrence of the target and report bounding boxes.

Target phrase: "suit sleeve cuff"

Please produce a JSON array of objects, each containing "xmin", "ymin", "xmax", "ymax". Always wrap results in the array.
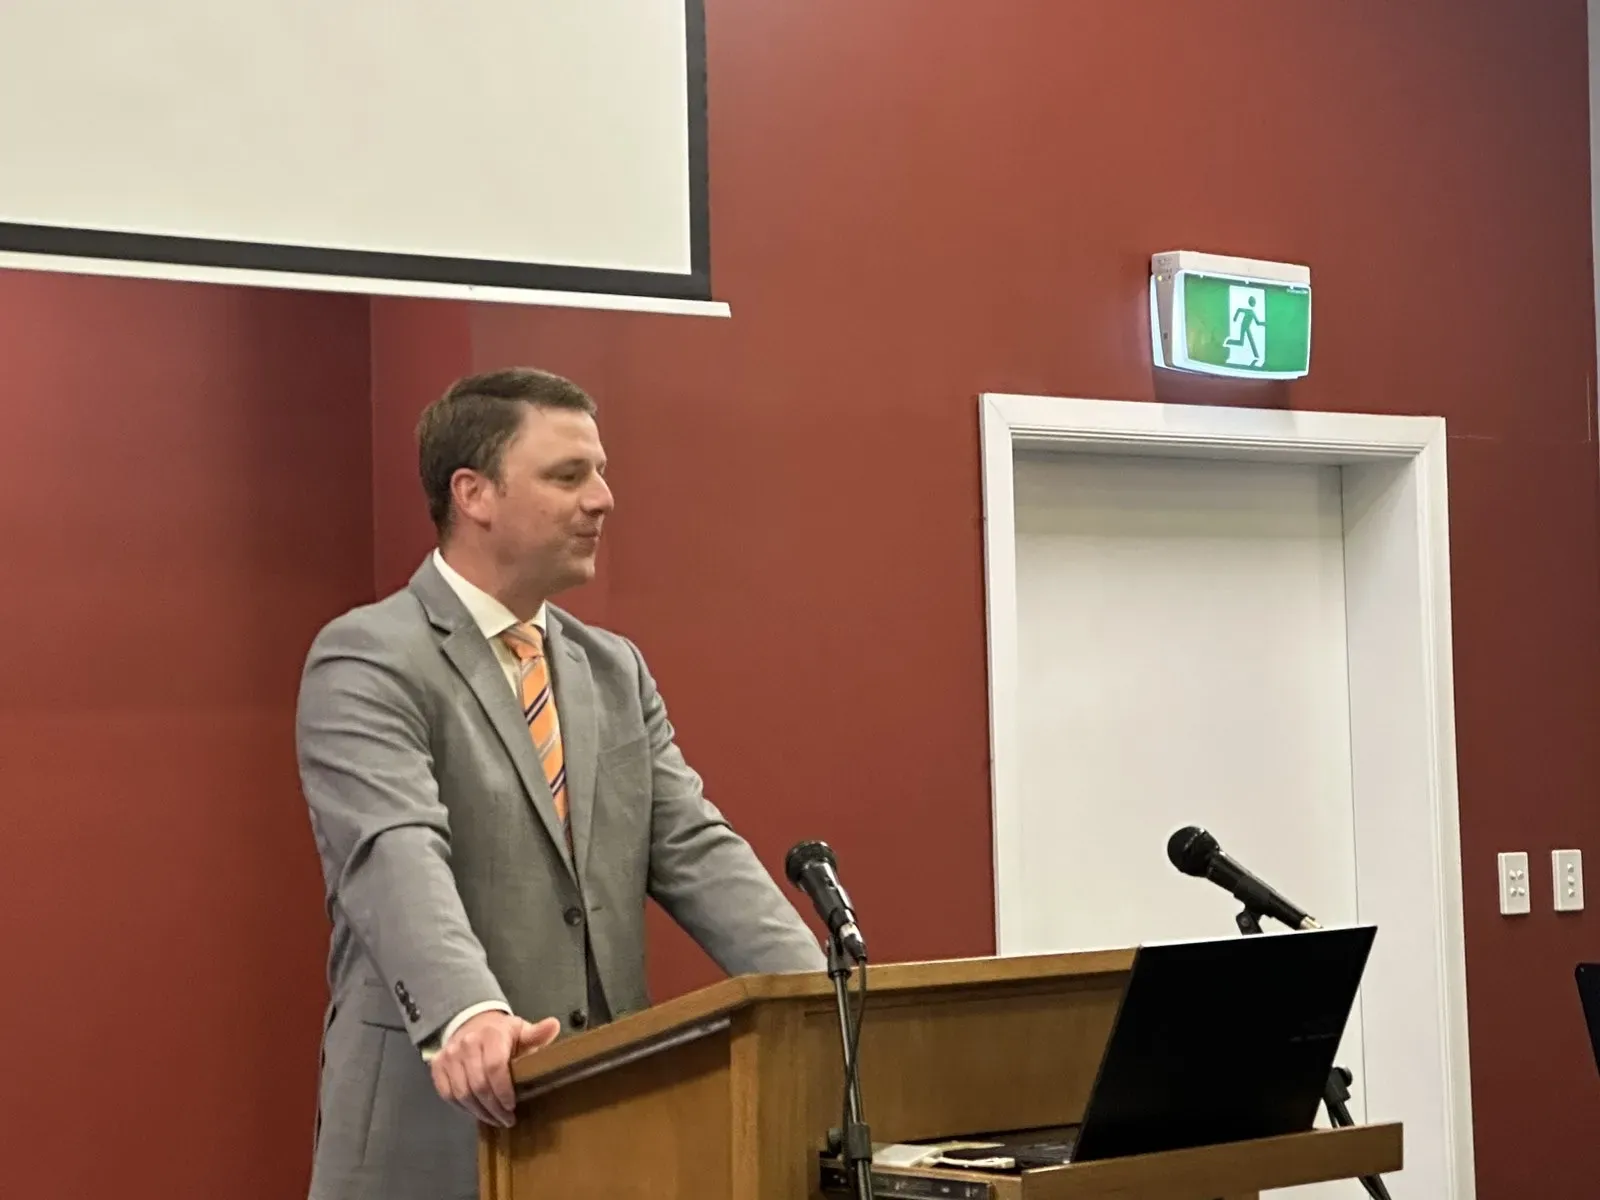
[{"xmin": 419, "ymin": 1000, "xmax": 513, "ymax": 1062}]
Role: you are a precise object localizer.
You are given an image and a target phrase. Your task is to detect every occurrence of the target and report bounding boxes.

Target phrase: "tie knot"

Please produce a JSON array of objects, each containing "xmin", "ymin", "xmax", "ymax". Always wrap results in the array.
[{"xmin": 499, "ymin": 623, "xmax": 545, "ymax": 662}]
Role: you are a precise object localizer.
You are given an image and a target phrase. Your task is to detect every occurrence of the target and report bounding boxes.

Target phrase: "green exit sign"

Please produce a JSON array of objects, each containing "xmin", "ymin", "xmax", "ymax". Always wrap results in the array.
[{"xmin": 1151, "ymin": 251, "xmax": 1312, "ymax": 379}]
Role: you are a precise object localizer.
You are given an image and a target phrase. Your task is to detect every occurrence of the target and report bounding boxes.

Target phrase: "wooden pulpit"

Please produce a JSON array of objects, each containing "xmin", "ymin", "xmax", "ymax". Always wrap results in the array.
[{"xmin": 478, "ymin": 948, "xmax": 1401, "ymax": 1200}]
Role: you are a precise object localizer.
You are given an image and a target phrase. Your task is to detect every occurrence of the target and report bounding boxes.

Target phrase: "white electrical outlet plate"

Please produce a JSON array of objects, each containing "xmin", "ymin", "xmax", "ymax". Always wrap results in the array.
[
  {"xmin": 1553, "ymin": 849, "xmax": 1584, "ymax": 912},
  {"xmin": 1498, "ymin": 851, "xmax": 1531, "ymax": 915}
]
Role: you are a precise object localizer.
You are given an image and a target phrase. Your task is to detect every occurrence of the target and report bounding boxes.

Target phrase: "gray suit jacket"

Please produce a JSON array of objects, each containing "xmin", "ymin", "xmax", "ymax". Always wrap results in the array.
[{"xmin": 296, "ymin": 558, "xmax": 825, "ymax": 1200}]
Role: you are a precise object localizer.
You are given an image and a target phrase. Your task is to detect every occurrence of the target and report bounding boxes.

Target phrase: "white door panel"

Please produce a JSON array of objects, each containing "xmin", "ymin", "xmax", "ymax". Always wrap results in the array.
[{"xmin": 1011, "ymin": 452, "xmax": 1367, "ymax": 1197}]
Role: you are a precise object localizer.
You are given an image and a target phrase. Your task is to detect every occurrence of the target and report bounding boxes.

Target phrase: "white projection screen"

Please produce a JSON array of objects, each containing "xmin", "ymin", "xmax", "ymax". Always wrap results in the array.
[{"xmin": 0, "ymin": 1, "xmax": 711, "ymax": 302}]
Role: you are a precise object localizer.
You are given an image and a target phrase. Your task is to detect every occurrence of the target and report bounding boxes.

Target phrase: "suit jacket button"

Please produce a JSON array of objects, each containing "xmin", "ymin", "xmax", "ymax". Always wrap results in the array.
[
  {"xmin": 563, "ymin": 906, "xmax": 583, "ymax": 927},
  {"xmin": 569, "ymin": 1009, "xmax": 588, "ymax": 1030}
]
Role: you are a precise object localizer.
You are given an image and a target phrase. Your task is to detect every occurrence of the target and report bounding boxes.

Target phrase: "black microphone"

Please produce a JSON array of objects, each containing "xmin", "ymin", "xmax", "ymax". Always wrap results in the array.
[
  {"xmin": 1166, "ymin": 825, "xmax": 1320, "ymax": 932},
  {"xmin": 785, "ymin": 840, "xmax": 868, "ymax": 963}
]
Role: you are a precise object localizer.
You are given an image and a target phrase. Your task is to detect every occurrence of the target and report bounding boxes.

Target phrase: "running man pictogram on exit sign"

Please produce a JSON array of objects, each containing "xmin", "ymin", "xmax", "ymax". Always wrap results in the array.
[{"xmin": 1150, "ymin": 251, "xmax": 1312, "ymax": 379}]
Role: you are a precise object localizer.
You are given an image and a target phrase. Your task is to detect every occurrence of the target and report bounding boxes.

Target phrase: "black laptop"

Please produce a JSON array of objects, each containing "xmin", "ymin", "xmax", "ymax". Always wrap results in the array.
[
  {"xmin": 1576, "ymin": 964, "xmax": 1600, "ymax": 1076},
  {"xmin": 946, "ymin": 924, "xmax": 1376, "ymax": 1168}
]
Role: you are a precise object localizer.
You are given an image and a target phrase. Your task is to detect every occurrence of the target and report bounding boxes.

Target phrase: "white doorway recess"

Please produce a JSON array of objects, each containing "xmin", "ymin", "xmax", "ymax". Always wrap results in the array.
[{"xmin": 979, "ymin": 393, "xmax": 1473, "ymax": 1199}]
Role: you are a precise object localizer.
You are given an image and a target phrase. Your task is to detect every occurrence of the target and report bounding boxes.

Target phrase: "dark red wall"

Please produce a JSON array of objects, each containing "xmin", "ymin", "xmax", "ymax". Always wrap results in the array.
[
  {"xmin": 370, "ymin": 298, "xmax": 472, "ymax": 597},
  {"xmin": 4, "ymin": 1, "xmax": 1597, "ymax": 1197},
  {"xmin": 0, "ymin": 271, "xmax": 373, "ymax": 1197},
  {"xmin": 382, "ymin": 1, "xmax": 1600, "ymax": 1194}
]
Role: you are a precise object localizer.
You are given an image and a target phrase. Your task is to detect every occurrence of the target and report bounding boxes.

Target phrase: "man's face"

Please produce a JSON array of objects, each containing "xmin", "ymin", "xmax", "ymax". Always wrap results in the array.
[{"xmin": 461, "ymin": 405, "xmax": 612, "ymax": 596}]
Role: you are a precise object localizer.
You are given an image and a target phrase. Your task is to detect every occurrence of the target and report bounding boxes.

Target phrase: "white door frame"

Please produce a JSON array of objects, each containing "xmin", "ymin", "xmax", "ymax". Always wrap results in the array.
[{"xmin": 980, "ymin": 393, "xmax": 1474, "ymax": 1198}]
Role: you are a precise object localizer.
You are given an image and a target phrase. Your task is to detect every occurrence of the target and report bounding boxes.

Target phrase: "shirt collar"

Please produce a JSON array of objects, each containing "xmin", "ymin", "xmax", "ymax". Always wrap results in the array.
[{"xmin": 432, "ymin": 549, "xmax": 547, "ymax": 641}]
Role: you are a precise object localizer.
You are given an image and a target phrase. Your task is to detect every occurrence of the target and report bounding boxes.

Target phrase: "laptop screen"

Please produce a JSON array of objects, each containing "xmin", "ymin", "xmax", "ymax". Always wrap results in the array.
[
  {"xmin": 1576, "ymin": 964, "xmax": 1600, "ymax": 1076},
  {"xmin": 1073, "ymin": 925, "xmax": 1376, "ymax": 1163}
]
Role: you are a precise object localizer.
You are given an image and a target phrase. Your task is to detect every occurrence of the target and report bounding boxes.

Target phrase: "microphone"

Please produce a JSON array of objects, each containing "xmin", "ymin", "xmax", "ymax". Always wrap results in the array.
[
  {"xmin": 1166, "ymin": 825, "xmax": 1320, "ymax": 932},
  {"xmin": 785, "ymin": 840, "xmax": 868, "ymax": 963}
]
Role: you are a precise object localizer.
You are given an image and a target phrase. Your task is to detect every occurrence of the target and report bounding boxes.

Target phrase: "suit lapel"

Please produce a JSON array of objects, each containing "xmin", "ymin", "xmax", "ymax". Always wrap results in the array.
[
  {"xmin": 411, "ymin": 559, "xmax": 576, "ymax": 882},
  {"xmin": 546, "ymin": 611, "xmax": 598, "ymax": 893}
]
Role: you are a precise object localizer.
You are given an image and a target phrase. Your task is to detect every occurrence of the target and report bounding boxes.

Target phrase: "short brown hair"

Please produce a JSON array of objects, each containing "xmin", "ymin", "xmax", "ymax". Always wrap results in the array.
[{"xmin": 416, "ymin": 367, "xmax": 598, "ymax": 535}]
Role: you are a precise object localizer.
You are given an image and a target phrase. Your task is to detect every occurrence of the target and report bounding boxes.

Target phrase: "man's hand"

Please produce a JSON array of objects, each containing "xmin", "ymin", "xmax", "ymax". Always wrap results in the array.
[{"xmin": 428, "ymin": 1011, "xmax": 562, "ymax": 1127}]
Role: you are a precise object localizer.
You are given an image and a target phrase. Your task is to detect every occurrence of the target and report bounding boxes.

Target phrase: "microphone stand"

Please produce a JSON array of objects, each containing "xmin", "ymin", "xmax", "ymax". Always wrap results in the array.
[
  {"xmin": 826, "ymin": 936, "xmax": 874, "ymax": 1200},
  {"xmin": 1234, "ymin": 906, "xmax": 1393, "ymax": 1200}
]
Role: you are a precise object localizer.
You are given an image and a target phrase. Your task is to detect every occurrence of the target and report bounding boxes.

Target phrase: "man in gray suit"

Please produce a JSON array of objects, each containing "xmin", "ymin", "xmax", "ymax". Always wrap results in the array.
[{"xmin": 296, "ymin": 367, "xmax": 825, "ymax": 1200}]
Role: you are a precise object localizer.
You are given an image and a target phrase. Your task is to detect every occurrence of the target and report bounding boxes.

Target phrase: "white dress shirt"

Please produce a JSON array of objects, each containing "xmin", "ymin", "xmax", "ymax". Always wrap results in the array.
[
  {"xmin": 432, "ymin": 548, "xmax": 546, "ymax": 693},
  {"xmin": 421, "ymin": 550, "xmax": 548, "ymax": 1057}
]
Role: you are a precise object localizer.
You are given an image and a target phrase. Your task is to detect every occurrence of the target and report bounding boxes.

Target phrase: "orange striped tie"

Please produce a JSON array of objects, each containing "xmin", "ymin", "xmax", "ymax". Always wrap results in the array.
[{"xmin": 500, "ymin": 624, "xmax": 567, "ymax": 825}]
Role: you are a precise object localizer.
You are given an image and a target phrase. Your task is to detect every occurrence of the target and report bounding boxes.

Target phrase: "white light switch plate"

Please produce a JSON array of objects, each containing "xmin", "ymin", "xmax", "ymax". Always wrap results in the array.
[
  {"xmin": 1553, "ymin": 849, "xmax": 1584, "ymax": 912},
  {"xmin": 1498, "ymin": 852, "xmax": 1531, "ymax": 915}
]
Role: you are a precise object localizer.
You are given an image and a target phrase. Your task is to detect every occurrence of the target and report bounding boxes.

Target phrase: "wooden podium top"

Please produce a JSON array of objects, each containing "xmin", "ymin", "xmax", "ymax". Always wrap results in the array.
[
  {"xmin": 832, "ymin": 1126, "xmax": 1401, "ymax": 1199},
  {"xmin": 481, "ymin": 949, "xmax": 1400, "ymax": 1200},
  {"xmin": 510, "ymin": 947, "xmax": 1136, "ymax": 1095}
]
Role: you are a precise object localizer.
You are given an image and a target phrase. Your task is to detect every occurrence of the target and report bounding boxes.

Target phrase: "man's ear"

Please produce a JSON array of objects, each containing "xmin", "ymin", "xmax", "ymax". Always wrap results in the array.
[{"xmin": 450, "ymin": 467, "xmax": 495, "ymax": 528}]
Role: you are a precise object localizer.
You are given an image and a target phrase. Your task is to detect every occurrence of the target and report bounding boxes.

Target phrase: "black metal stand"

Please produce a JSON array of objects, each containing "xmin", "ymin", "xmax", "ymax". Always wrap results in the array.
[
  {"xmin": 1235, "ymin": 907, "xmax": 1393, "ymax": 1199},
  {"xmin": 1323, "ymin": 1067, "xmax": 1394, "ymax": 1200},
  {"xmin": 827, "ymin": 937, "xmax": 873, "ymax": 1200}
]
